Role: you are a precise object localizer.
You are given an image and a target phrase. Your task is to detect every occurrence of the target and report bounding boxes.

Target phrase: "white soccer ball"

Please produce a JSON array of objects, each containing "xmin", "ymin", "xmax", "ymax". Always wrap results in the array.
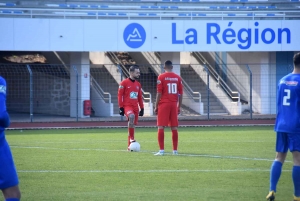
[{"xmin": 129, "ymin": 142, "xmax": 141, "ymax": 152}]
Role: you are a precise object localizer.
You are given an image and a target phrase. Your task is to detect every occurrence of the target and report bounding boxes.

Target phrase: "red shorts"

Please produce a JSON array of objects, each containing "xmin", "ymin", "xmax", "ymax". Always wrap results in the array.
[
  {"xmin": 157, "ymin": 102, "xmax": 178, "ymax": 127},
  {"xmin": 124, "ymin": 106, "xmax": 139, "ymax": 125}
]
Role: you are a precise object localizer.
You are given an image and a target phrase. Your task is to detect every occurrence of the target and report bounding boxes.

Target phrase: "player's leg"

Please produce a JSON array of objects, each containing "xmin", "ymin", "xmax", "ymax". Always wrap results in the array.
[
  {"xmin": 169, "ymin": 102, "xmax": 179, "ymax": 155},
  {"xmin": 2, "ymin": 185, "xmax": 21, "ymax": 201},
  {"xmin": 288, "ymin": 133, "xmax": 300, "ymax": 200},
  {"xmin": 129, "ymin": 108, "xmax": 139, "ymax": 143},
  {"xmin": 170, "ymin": 127, "xmax": 178, "ymax": 155},
  {"xmin": 128, "ymin": 113, "xmax": 135, "ymax": 140},
  {"xmin": 155, "ymin": 103, "xmax": 169, "ymax": 156},
  {"xmin": 124, "ymin": 107, "xmax": 135, "ymax": 149},
  {"xmin": 154, "ymin": 125, "xmax": 165, "ymax": 156},
  {"xmin": 266, "ymin": 132, "xmax": 288, "ymax": 200},
  {"xmin": 0, "ymin": 139, "xmax": 21, "ymax": 201},
  {"xmin": 292, "ymin": 151, "xmax": 300, "ymax": 201}
]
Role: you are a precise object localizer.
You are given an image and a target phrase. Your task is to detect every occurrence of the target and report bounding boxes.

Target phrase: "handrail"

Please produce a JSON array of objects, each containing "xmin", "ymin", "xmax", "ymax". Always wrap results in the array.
[
  {"xmin": 143, "ymin": 52, "xmax": 160, "ymax": 65},
  {"xmin": 53, "ymin": 51, "xmax": 70, "ymax": 76},
  {"xmin": 182, "ymin": 78, "xmax": 201, "ymax": 103},
  {"xmin": 106, "ymin": 51, "xmax": 152, "ymax": 103},
  {"xmin": 155, "ymin": 52, "xmax": 161, "ymax": 60},
  {"xmin": 192, "ymin": 52, "xmax": 240, "ymax": 102},
  {"xmin": 0, "ymin": 7, "xmax": 298, "ymax": 20},
  {"xmin": 150, "ymin": 52, "xmax": 201, "ymax": 103},
  {"xmin": 52, "ymin": 51, "xmax": 112, "ymax": 104},
  {"xmin": 106, "ymin": 52, "xmax": 130, "ymax": 78},
  {"xmin": 91, "ymin": 77, "xmax": 111, "ymax": 104}
]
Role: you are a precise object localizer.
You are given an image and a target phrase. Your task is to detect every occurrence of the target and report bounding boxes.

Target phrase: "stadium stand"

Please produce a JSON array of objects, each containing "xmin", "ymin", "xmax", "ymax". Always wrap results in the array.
[{"xmin": 0, "ymin": 0, "xmax": 299, "ymax": 20}]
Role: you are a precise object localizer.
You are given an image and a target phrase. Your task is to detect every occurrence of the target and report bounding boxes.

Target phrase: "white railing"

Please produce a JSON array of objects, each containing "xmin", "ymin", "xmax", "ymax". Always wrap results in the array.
[
  {"xmin": 106, "ymin": 51, "xmax": 152, "ymax": 104},
  {"xmin": 90, "ymin": 77, "xmax": 112, "ymax": 104},
  {"xmin": 192, "ymin": 52, "xmax": 240, "ymax": 102},
  {"xmin": 0, "ymin": 8, "xmax": 299, "ymax": 20},
  {"xmin": 182, "ymin": 78, "xmax": 202, "ymax": 103},
  {"xmin": 143, "ymin": 51, "xmax": 201, "ymax": 104}
]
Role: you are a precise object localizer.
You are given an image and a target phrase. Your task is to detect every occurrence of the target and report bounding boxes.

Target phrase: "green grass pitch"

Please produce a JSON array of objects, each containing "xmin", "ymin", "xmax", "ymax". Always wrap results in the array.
[{"xmin": 5, "ymin": 126, "xmax": 294, "ymax": 201}]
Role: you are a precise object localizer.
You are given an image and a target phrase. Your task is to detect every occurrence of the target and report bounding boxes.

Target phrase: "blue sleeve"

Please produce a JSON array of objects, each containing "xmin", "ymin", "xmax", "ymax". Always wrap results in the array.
[{"xmin": 0, "ymin": 77, "xmax": 10, "ymax": 128}]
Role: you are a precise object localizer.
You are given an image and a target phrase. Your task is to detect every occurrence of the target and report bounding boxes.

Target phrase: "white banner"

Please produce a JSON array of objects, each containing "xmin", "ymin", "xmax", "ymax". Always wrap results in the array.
[{"xmin": 0, "ymin": 18, "xmax": 299, "ymax": 51}]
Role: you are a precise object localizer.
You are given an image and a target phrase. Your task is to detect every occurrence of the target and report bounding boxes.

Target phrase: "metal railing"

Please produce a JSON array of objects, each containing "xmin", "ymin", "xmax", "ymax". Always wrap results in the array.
[
  {"xmin": 182, "ymin": 78, "xmax": 201, "ymax": 103},
  {"xmin": 90, "ymin": 77, "xmax": 111, "ymax": 104},
  {"xmin": 52, "ymin": 52, "xmax": 112, "ymax": 105},
  {"xmin": 0, "ymin": 8, "xmax": 299, "ymax": 20},
  {"xmin": 192, "ymin": 52, "xmax": 240, "ymax": 102},
  {"xmin": 149, "ymin": 52, "xmax": 201, "ymax": 103},
  {"xmin": 106, "ymin": 51, "xmax": 152, "ymax": 103}
]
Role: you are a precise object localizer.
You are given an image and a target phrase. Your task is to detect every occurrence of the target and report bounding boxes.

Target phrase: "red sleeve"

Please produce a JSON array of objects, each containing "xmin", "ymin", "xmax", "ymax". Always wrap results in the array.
[
  {"xmin": 118, "ymin": 80, "xmax": 125, "ymax": 108},
  {"xmin": 178, "ymin": 77, "xmax": 183, "ymax": 95},
  {"xmin": 157, "ymin": 75, "xmax": 163, "ymax": 93},
  {"xmin": 138, "ymin": 83, "xmax": 144, "ymax": 109}
]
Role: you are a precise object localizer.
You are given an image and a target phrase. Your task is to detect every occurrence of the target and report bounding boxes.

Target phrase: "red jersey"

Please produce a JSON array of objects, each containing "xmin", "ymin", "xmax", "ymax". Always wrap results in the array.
[
  {"xmin": 118, "ymin": 78, "xmax": 144, "ymax": 108},
  {"xmin": 157, "ymin": 72, "xmax": 183, "ymax": 103}
]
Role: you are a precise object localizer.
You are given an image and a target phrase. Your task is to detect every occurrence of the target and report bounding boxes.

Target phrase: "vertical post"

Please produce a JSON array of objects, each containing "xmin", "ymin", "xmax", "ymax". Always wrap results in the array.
[
  {"xmin": 204, "ymin": 64, "xmax": 210, "ymax": 120},
  {"xmin": 72, "ymin": 65, "xmax": 79, "ymax": 122},
  {"xmin": 246, "ymin": 65, "xmax": 253, "ymax": 119},
  {"xmin": 117, "ymin": 64, "xmax": 123, "ymax": 121},
  {"xmin": 26, "ymin": 65, "xmax": 33, "ymax": 122}
]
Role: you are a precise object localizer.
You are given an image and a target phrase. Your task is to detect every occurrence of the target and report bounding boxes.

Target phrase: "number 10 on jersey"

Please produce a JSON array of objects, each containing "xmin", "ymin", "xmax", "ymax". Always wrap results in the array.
[{"xmin": 167, "ymin": 83, "xmax": 177, "ymax": 94}]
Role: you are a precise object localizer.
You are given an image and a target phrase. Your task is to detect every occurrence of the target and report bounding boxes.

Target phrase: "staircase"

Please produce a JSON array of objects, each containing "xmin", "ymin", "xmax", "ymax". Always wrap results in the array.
[
  {"xmin": 112, "ymin": 52, "xmax": 157, "ymax": 104},
  {"xmin": 181, "ymin": 66, "xmax": 228, "ymax": 114},
  {"xmin": 90, "ymin": 66, "xmax": 119, "ymax": 115}
]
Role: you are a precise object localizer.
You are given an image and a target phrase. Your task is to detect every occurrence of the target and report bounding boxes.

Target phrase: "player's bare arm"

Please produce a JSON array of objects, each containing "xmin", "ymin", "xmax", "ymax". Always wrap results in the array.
[
  {"xmin": 178, "ymin": 94, "xmax": 183, "ymax": 114},
  {"xmin": 154, "ymin": 93, "xmax": 162, "ymax": 115}
]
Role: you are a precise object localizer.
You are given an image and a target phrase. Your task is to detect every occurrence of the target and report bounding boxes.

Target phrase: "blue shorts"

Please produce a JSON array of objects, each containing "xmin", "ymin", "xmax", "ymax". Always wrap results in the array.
[
  {"xmin": 276, "ymin": 132, "xmax": 300, "ymax": 153},
  {"xmin": 0, "ymin": 138, "xmax": 19, "ymax": 189}
]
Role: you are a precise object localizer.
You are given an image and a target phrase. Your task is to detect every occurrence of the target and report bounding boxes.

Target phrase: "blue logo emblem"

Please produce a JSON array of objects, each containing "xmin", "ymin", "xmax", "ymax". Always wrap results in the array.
[{"xmin": 123, "ymin": 23, "xmax": 146, "ymax": 48}]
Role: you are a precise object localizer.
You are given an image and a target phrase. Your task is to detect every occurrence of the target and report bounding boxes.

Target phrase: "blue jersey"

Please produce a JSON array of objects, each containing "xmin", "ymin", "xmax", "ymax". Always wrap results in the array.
[
  {"xmin": 275, "ymin": 73, "xmax": 300, "ymax": 133},
  {"xmin": 0, "ymin": 76, "xmax": 10, "ymax": 141},
  {"xmin": 0, "ymin": 76, "xmax": 18, "ymax": 190}
]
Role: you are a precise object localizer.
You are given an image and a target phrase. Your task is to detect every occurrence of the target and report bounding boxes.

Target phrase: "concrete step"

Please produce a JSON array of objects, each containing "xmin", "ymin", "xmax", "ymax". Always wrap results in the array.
[{"xmin": 204, "ymin": 109, "xmax": 227, "ymax": 113}]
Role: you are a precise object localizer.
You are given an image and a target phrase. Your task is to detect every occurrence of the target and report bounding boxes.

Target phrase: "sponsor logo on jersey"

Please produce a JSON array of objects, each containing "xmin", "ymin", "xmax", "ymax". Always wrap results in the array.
[
  {"xmin": 165, "ymin": 77, "xmax": 178, "ymax": 81},
  {"xmin": 136, "ymin": 86, "xmax": 139, "ymax": 90},
  {"xmin": 281, "ymin": 80, "xmax": 298, "ymax": 86},
  {"xmin": 0, "ymin": 85, "xmax": 6, "ymax": 94},
  {"xmin": 130, "ymin": 92, "xmax": 138, "ymax": 99}
]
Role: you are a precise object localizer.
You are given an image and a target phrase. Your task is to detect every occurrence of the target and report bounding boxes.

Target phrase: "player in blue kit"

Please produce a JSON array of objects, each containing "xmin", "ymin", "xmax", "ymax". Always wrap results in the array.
[
  {"xmin": 0, "ymin": 76, "xmax": 21, "ymax": 201},
  {"xmin": 266, "ymin": 53, "xmax": 300, "ymax": 201}
]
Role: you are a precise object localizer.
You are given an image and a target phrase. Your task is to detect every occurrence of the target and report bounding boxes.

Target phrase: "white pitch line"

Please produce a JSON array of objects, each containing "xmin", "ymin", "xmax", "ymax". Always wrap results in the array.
[
  {"xmin": 17, "ymin": 169, "xmax": 291, "ymax": 173},
  {"xmin": 10, "ymin": 140, "xmax": 270, "ymax": 144},
  {"xmin": 10, "ymin": 145, "xmax": 126, "ymax": 152},
  {"xmin": 11, "ymin": 145, "xmax": 291, "ymax": 163},
  {"xmin": 7, "ymin": 124, "xmax": 274, "ymax": 130}
]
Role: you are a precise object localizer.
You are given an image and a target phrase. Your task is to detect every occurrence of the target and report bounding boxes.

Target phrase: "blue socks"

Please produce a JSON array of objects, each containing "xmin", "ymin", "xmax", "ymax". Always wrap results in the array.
[
  {"xmin": 269, "ymin": 160, "xmax": 283, "ymax": 192},
  {"xmin": 293, "ymin": 166, "xmax": 300, "ymax": 197},
  {"xmin": 6, "ymin": 199, "xmax": 20, "ymax": 201}
]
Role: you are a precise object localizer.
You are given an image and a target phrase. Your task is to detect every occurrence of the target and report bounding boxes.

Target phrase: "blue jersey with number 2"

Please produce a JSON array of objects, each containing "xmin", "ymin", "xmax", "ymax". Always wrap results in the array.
[{"xmin": 275, "ymin": 73, "xmax": 300, "ymax": 133}]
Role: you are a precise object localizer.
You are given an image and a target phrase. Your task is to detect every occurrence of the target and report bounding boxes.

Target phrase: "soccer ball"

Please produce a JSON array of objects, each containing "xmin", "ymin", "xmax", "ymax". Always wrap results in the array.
[{"xmin": 129, "ymin": 142, "xmax": 141, "ymax": 152}]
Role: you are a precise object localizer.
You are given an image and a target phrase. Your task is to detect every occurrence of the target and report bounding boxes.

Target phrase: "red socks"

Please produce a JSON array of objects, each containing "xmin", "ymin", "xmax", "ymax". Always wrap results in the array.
[
  {"xmin": 128, "ymin": 127, "xmax": 135, "ymax": 147},
  {"xmin": 158, "ymin": 129, "xmax": 164, "ymax": 150},
  {"xmin": 172, "ymin": 130, "xmax": 178, "ymax": 151}
]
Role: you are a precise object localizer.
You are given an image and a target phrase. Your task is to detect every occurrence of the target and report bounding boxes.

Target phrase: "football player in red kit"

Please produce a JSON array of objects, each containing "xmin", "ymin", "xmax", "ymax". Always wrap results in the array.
[
  {"xmin": 118, "ymin": 65, "xmax": 144, "ymax": 150},
  {"xmin": 154, "ymin": 60, "xmax": 183, "ymax": 156}
]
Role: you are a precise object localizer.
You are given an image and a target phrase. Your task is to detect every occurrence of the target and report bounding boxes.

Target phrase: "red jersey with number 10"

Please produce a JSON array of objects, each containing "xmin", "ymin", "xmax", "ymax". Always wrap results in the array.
[
  {"xmin": 157, "ymin": 72, "xmax": 183, "ymax": 103},
  {"xmin": 118, "ymin": 78, "xmax": 144, "ymax": 109}
]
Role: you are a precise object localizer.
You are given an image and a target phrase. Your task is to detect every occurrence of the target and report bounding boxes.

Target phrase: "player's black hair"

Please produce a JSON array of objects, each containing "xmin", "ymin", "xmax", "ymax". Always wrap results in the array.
[
  {"xmin": 294, "ymin": 52, "xmax": 300, "ymax": 68},
  {"xmin": 164, "ymin": 60, "xmax": 173, "ymax": 66},
  {"xmin": 129, "ymin": 65, "xmax": 139, "ymax": 72}
]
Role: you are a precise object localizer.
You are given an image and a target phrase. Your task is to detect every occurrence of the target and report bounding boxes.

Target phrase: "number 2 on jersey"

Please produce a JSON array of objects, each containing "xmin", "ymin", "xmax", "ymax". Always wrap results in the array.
[
  {"xmin": 167, "ymin": 83, "xmax": 177, "ymax": 94},
  {"xmin": 283, "ymin": 89, "xmax": 290, "ymax": 106}
]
